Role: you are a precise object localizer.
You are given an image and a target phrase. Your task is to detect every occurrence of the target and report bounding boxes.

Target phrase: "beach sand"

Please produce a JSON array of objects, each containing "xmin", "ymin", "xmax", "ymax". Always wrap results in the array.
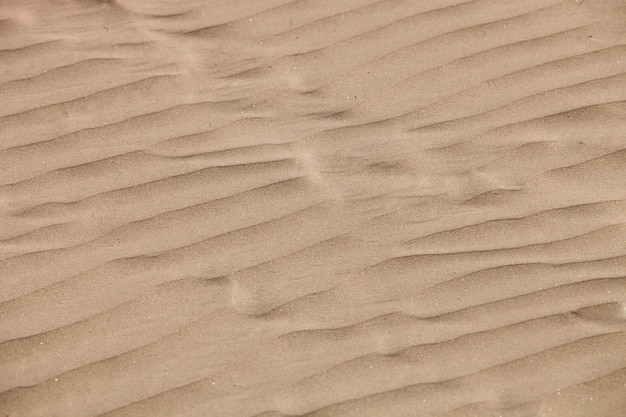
[{"xmin": 1, "ymin": 0, "xmax": 626, "ymax": 416}]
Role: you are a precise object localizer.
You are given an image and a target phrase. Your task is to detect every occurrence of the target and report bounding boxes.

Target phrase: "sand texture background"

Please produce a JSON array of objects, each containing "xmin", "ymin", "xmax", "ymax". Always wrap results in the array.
[{"xmin": 1, "ymin": 0, "xmax": 626, "ymax": 416}]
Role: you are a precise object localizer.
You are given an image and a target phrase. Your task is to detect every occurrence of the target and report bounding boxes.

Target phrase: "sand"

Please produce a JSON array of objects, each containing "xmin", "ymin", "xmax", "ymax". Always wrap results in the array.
[{"xmin": 1, "ymin": 0, "xmax": 626, "ymax": 416}]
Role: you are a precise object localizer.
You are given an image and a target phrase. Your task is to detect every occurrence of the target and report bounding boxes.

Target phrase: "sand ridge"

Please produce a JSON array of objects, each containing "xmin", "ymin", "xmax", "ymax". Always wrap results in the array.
[{"xmin": 1, "ymin": 0, "xmax": 626, "ymax": 416}]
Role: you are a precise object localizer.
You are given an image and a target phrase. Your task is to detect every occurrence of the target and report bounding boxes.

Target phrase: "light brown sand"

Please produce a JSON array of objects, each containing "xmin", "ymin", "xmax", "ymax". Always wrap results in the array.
[{"xmin": 1, "ymin": 0, "xmax": 626, "ymax": 416}]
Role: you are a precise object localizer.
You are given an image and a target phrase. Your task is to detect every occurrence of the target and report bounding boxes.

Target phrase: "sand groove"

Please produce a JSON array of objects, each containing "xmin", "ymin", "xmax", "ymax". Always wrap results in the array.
[{"xmin": 1, "ymin": 0, "xmax": 626, "ymax": 416}]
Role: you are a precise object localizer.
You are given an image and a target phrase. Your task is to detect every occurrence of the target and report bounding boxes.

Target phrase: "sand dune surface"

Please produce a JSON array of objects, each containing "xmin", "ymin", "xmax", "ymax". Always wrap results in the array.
[{"xmin": 1, "ymin": 0, "xmax": 626, "ymax": 416}]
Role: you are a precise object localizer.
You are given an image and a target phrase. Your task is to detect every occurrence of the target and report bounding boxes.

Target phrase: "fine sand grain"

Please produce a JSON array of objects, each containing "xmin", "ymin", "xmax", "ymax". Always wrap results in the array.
[{"xmin": 1, "ymin": 0, "xmax": 626, "ymax": 416}]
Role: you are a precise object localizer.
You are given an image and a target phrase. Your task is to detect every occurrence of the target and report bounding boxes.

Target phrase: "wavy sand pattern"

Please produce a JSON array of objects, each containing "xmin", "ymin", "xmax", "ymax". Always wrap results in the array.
[{"xmin": 1, "ymin": 0, "xmax": 626, "ymax": 416}]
